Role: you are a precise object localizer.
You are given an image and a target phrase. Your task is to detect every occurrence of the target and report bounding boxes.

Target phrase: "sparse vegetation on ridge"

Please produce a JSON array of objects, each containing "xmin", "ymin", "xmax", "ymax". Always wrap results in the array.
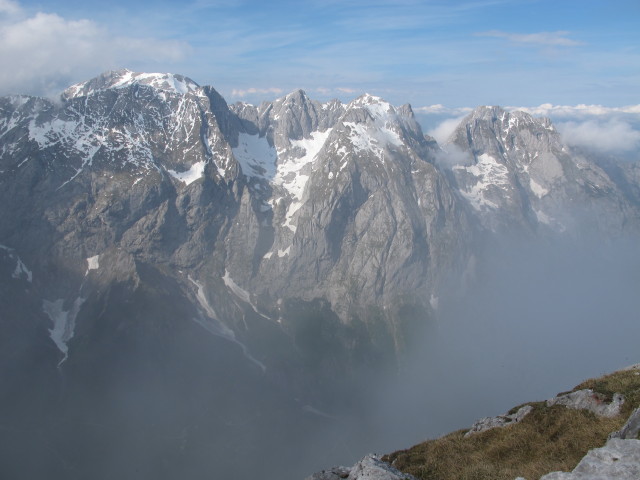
[{"xmin": 383, "ymin": 366, "xmax": 640, "ymax": 480}]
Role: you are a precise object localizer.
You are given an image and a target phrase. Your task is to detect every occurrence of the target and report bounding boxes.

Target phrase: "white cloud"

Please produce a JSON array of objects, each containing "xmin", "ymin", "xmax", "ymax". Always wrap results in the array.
[
  {"xmin": 0, "ymin": 0, "xmax": 20, "ymax": 16},
  {"xmin": 434, "ymin": 143, "xmax": 474, "ymax": 169},
  {"xmin": 0, "ymin": 3, "xmax": 191, "ymax": 97},
  {"xmin": 557, "ymin": 119, "xmax": 640, "ymax": 153},
  {"xmin": 230, "ymin": 87, "xmax": 284, "ymax": 97},
  {"xmin": 427, "ymin": 115, "xmax": 467, "ymax": 144},
  {"xmin": 508, "ymin": 103, "xmax": 640, "ymax": 118},
  {"xmin": 477, "ymin": 30, "xmax": 583, "ymax": 47},
  {"xmin": 416, "ymin": 104, "xmax": 472, "ymax": 116}
]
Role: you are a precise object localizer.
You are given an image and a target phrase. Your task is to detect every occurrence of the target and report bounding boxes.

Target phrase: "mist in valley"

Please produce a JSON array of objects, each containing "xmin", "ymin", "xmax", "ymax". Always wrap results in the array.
[
  {"xmin": 190, "ymin": 232, "xmax": 640, "ymax": 479},
  {"xmin": 348, "ymin": 233, "xmax": 640, "ymax": 460}
]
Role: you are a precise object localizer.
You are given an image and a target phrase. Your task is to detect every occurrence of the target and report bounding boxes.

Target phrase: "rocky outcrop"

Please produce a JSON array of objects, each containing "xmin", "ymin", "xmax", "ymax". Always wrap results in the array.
[
  {"xmin": 464, "ymin": 404, "xmax": 533, "ymax": 437},
  {"xmin": 538, "ymin": 438, "xmax": 640, "ymax": 480},
  {"xmin": 306, "ymin": 454, "xmax": 417, "ymax": 480},
  {"xmin": 610, "ymin": 407, "xmax": 640, "ymax": 440},
  {"xmin": 546, "ymin": 389, "xmax": 625, "ymax": 417}
]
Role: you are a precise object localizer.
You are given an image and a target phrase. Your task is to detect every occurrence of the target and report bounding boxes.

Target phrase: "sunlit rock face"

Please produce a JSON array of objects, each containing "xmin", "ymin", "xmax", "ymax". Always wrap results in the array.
[{"xmin": 1, "ymin": 70, "xmax": 639, "ymax": 480}]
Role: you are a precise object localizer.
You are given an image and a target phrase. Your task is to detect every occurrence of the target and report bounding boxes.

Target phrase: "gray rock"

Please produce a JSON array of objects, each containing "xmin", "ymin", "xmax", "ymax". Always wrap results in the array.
[
  {"xmin": 347, "ymin": 454, "xmax": 417, "ymax": 480},
  {"xmin": 306, "ymin": 466, "xmax": 351, "ymax": 480},
  {"xmin": 546, "ymin": 389, "xmax": 624, "ymax": 417},
  {"xmin": 539, "ymin": 438, "xmax": 640, "ymax": 480},
  {"xmin": 307, "ymin": 454, "xmax": 416, "ymax": 480},
  {"xmin": 465, "ymin": 404, "xmax": 533, "ymax": 437},
  {"xmin": 610, "ymin": 407, "xmax": 640, "ymax": 440}
]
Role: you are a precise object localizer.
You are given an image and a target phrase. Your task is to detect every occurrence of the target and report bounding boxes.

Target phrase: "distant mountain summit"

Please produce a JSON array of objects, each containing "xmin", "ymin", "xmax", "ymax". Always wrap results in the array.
[
  {"xmin": 444, "ymin": 105, "xmax": 636, "ymax": 233},
  {"xmin": 1, "ymin": 70, "xmax": 639, "ymax": 479}
]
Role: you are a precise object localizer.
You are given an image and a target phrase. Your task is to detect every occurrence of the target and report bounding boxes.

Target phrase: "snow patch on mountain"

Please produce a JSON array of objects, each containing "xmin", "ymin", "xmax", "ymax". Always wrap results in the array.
[
  {"xmin": 530, "ymin": 178, "xmax": 549, "ymax": 198},
  {"xmin": 454, "ymin": 153, "xmax": 510, "ymax": 210},
  {"xmin": 86, "ymin": 255, "xmax": 100, "ymax": 275},
  {"xmin": 277, "ymin": 129, "xmax": 332, "ymax": 231},
  {"xmin": 27, "ymin": 112, "xmax": 160, "ymax": 187},
  {"xmin": 233, "ymin": 133, "xmax": 277, "ymax": 179},
  {"xmin": 43, "ymin": 297, "xmax": 84, "ymax": 365},
  {"xmin": 0, "ymin": 244, "xmax": 32, "ymax": 282},
  {"xmin": 167, "ymin": 160, "xmax": 206, "ymax": 185},
  {"xmin": 535, "ymin": 209, "xmax": 553, "ymax": 225}
]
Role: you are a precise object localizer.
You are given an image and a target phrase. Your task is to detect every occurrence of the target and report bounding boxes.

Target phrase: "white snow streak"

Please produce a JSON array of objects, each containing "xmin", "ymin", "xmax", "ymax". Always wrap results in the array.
[
  {"xmin": 188, "ymin": 275, "xmax": 266, "ymax": 372},
  {"xmin": 222, "ymin": 269, "xmax": 252, "ymax": 305},
  {"xmin": 222, "ymin": 269, "xmax": 272, "ymax": 321}
]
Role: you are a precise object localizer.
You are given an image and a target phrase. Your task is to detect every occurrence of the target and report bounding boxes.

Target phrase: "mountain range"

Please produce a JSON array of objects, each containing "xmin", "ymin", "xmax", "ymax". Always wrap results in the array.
[{"xmin": 1, "ymin": 69, "xmax": 638, "ymax": 479}]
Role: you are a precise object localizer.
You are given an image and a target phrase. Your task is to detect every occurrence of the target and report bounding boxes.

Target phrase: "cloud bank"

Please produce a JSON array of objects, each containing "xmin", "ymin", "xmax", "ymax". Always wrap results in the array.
[
  {"xmin": 557, "ymin": 119, "xmax": 640, "ymax": 153},
  {"xmin": 509, "ymin": 103, "xmax": 640, "ymax": 118},
  {"xmin": 0, "ymin": 1, "xmax": 191, "ymax": 97}
]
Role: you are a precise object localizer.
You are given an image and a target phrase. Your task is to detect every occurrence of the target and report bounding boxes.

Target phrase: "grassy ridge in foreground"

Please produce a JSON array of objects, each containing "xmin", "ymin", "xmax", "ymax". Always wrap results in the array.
[{"xmin": 383, "ymin": 366, "xmax": 640, "ymax": 480}]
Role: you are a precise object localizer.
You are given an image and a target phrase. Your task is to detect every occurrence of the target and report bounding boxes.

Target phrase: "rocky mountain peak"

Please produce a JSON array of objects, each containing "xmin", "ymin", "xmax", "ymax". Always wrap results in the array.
[
  {"xmin": 345, "ymin": 93, "xmax": 396, "ymax": 120},
  {"xmin": 447, "ymin": 105, "xmax": 560, "ymax": 154},
  {"xmin": 61, "ymin": 69, "xmax": 200, "ymax": 100},
  {"xmin": 442, "ymin": 105, "xmax": 632, "ymax": 234}
]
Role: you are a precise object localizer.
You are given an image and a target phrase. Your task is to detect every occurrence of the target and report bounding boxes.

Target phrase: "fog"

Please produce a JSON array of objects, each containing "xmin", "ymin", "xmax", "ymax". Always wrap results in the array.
[
  {"xmin": 346, "ymin": 234, "xmax": 640, "ymax": 458},
  {"xmin": 236, "ymin": 233, "xmax": 640, "ymax": 478},
  {"xmin": 3, "ymin": 230, "xmax": 640, "ymax": 479}
]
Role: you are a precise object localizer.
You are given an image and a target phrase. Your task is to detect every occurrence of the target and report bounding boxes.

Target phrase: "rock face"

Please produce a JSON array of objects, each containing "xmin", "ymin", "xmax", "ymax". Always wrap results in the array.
[
  {"xmin": 306, "ymin": 454, "xmax": 417, "ymax": 480},
  {"xmin": 1, "ymin": 70, "xmax": 640, "ymax": 479},
  {"xmin": 539, "ymin": 439, "xmax": 640, "ymax": 480},
  {"xmin": 610, "ymin": 408, "xmax": 640, "ymax": 440}
]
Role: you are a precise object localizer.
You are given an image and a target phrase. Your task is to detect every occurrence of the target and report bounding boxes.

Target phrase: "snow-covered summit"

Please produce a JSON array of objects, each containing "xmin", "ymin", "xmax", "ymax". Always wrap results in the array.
[
  {"xmin": 62, "ymin": 69, "xmax": 200, "ymax": 100},
  {"xmin": 348, "ymin": 93, "xmax": 396, "ymax": 117}
]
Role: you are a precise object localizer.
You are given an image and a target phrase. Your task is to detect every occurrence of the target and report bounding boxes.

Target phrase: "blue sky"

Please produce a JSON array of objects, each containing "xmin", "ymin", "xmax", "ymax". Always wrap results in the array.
[{"xmin": 0, "ymin": 0, "xmax": 638, "ymax": 122}]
